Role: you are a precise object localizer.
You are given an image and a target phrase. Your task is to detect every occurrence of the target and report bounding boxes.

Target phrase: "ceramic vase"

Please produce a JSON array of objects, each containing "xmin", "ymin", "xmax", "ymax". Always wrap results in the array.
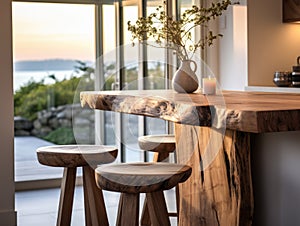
[{"xmin": 172, "ymin": 60, "xmax": 199, "ymax": 93}]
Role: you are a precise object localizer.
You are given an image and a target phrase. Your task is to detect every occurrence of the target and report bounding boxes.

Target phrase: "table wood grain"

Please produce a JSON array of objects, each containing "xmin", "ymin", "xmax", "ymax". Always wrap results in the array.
[{"xmin": 80, "ymin": 89, "xmax": 300, "ymax": 133}]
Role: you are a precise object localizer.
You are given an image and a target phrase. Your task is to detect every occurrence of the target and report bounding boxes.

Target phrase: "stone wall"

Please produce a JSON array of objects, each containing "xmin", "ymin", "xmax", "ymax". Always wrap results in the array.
[{"xmin": 14, "ymin": 104, "xmax": 95, "ymax": 143}]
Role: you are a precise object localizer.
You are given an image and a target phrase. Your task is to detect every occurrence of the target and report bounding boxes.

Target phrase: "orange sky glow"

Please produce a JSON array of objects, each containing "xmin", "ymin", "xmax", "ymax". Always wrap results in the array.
[{"xmin": 12, "ymin": 2, "xmax": 96, "ymax": 62}]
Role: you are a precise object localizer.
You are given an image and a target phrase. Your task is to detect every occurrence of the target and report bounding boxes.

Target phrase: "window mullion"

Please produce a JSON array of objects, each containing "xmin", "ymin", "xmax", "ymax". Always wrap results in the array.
[
  {"xmin": 115, "ymin": 0, "xmax": 125, "ymax": 162},
  {"xmin": 137, "ymin": 0, "xmax": 147, "ymax": 161},
  {"xmin": 94, "ymin": 4, "xmax": 106, "ymax": 145}
]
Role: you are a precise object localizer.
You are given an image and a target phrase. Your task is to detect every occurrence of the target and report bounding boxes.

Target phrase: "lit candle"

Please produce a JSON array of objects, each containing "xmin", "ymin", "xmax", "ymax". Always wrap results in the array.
[{"xmin": 202, "ymin": 77, "xmax": 216, "ymax": 95}]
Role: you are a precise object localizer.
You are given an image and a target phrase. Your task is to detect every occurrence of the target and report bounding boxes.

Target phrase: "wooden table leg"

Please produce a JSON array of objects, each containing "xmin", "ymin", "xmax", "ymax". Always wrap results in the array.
[{"xmin": 175, "ymin": 124, "xmax": 254, "ymax": 226}]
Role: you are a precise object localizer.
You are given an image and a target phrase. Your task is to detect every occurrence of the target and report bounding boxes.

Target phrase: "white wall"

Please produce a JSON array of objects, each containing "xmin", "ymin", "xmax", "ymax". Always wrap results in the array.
[
  {"xmin": 248, "ymin": 0, "xmax": 300, "ymax": 86},
  {"xmin": 218, "ymin": 5, "xmax": 247, "ymax": 90},
  {"xmin": 0, "ymin": 0, "xmax": 17, "ymax": 225},
  {"xmin": 219, "ymin": 0, "xmax": 300, "ymax": 89}
]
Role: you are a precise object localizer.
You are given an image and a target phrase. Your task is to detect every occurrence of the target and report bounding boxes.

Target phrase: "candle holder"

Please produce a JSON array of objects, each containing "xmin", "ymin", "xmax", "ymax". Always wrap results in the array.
[{"xmin": 202, "ymin": 77, "xmax": 216, "ymax": 95}]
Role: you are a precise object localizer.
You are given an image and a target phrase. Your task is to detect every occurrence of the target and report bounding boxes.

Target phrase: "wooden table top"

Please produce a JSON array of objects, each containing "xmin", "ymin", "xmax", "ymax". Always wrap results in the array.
[{"xmin": 80, "ymin": 89, "xmax": 300, "ymax": 133}]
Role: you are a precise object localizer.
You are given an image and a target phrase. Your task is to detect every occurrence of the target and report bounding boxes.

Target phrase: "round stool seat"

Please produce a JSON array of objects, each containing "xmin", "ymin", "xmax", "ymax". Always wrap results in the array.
[
  {"xmin": 37, "ymin": 145, "xmax": 118, "ymax": 168},
  {"xmin": 36, "ymin": 144, "xmax": 118, "ymax": 226},
  {"xmin": 138, "ymin": 134, "xmax": 175, "ymax": 153},
  {"xmin": 96, "ymin": 162, "xmax": 191, "ymax": 226},
  {"xmin": 95, "ymin": 162, "xmax": 192, "ymax": 193}
]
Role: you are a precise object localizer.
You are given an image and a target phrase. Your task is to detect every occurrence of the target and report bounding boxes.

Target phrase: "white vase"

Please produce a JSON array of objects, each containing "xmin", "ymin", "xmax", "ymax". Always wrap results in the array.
[{"xmin": 172, "ymin": 60, "xmax": 199, "ymax": 93}]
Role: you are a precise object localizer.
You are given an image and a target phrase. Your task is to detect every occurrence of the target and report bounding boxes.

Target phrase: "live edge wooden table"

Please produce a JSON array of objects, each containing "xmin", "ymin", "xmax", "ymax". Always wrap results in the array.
[{"xmin": 80, "ymin": 90, "xmax": 300, "ymax": 226}]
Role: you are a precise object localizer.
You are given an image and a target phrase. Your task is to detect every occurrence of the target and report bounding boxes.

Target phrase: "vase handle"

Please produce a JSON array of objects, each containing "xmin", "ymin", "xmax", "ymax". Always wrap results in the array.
[{"xmin": 190, "ymin": 60, "xmax": 197, "ymax": 73}]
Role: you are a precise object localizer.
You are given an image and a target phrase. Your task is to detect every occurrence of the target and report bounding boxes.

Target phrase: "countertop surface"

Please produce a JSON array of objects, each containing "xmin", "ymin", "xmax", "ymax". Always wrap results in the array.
[
  {"xmin": 245, "ymin": 86, "xmax": 300, "ymax": 93},
  {"xmin": 80, "ymin": 89, "xmax": 300, "ymax": 133}
]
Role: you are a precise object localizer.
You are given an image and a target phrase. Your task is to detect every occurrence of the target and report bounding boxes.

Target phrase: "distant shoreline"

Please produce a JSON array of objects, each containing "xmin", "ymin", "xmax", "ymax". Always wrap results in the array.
[
  {"xmin": 13, "ymin": 69, "xmax": 80, "ymax": 92},
  {"xmin": 14, "ymin": 59, "xmax": 93, "ymax": 72}
]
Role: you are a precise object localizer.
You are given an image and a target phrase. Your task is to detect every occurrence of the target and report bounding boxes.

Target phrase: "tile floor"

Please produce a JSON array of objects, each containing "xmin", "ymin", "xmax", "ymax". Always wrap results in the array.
[{"xmin": 15, "ymin": 186, "xmax": 177, "ymax": 226}]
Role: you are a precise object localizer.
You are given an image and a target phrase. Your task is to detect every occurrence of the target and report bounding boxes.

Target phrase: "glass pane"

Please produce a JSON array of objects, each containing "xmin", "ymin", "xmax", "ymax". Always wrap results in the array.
[
  {"xmin": 121, "ymin": 4, "xmax": 142, "ymax": 162},
  {"xmin": 145, "ymin": 1, "xmax": 166, "ymax": 90},
  {"xmin": 178, "ymin": 0, "xmax": 201, "ymax": 59},
  {"xmin": 145, "ymin": 0, "xmax": 167, "ymax": 134},
  {"xmin": 102, "ymin": 4, "xmax": 117, "ymax": 145},
  {"xmin": 13, "ymin": 2, "xmax": 95, "ymax": 181},
  {"xmin": 123, "ymin": 5, "xmax": 139, "ymax": 89}
]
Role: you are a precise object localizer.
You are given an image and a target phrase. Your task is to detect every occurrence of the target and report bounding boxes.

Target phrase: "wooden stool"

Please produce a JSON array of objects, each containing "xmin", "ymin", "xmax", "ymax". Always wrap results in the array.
[
  {"xmin": 138, "ymin": 134, "xmax": 178, "ymax": 224},
  {"xmin": 36, "ymin": 145, "xmax": 118, "ymax": 226},
  {"xmin": 95, "ymin": 162, "xmax": 192, "ymax": 226},
  {"xmin": 138, "ymin": 134, "xmax": 176, "ymax": 162}
]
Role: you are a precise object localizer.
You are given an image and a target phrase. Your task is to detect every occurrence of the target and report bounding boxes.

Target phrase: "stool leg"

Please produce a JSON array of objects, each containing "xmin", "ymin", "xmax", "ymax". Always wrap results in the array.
[
  {"xmin": 83, "ymin": 165, "xmax": 109, "ymax": 226},
  {"xmin": 116, "ymin": 193, "xmax": 139, "ymax": 226},
  {"xmin": 57, "ymin": 167, "xmax": 77, "ymax": 226},
  {"xmin": 146, "ymin": 191, "xmax": 171, "ymax": 226},
  {"xmin": 141, "ymin": 152, "xmax": 171, "ymax": 226},
  {"xmin": 154, "ymin": 152, "xmax": 170, "ymax": 162},
  {"xmin": 140, "ymin": 197, "xmax": 151, "ymax": 226}
]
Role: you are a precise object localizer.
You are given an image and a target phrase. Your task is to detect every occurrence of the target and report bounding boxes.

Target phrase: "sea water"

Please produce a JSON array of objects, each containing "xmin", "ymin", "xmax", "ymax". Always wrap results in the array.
[{"xmin": 13, "ymin": 70, "xmax": 80, "ymax": 92}]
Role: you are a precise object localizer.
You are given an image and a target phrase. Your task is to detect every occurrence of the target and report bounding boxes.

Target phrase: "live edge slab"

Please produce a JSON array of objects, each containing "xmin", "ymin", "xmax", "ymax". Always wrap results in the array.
[{"xmin": 80, "ymin": 90, "xmax": 300, "ymax": 226}]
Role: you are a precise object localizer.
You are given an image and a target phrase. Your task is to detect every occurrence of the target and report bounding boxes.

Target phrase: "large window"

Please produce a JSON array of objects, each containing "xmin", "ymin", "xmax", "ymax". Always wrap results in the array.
[
  {"xmin": 13, "ymin": 0, "xmax": 200, "ymax": 186},
  {"xmin": 12, "ymin": 1, "xmax": 96, "ymax": 185}
]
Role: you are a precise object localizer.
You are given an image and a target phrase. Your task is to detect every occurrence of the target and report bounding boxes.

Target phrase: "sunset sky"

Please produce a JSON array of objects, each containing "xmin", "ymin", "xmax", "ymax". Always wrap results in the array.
[{"xmin": 12, "ymin": 2, "xmax": 96, "ymax": 62}]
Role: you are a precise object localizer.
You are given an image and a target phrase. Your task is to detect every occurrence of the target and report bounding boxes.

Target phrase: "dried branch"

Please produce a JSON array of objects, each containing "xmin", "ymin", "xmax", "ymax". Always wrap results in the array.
[{"xmin": 127, "ymin": 0, "xmax": 238, "ymax": 61}]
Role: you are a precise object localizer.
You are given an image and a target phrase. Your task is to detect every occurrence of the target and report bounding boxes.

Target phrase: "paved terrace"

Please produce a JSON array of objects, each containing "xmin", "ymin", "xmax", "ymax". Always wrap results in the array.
[{"xmin": 15, "ymin": 136, "xmax": 63, "ymax": 182}]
